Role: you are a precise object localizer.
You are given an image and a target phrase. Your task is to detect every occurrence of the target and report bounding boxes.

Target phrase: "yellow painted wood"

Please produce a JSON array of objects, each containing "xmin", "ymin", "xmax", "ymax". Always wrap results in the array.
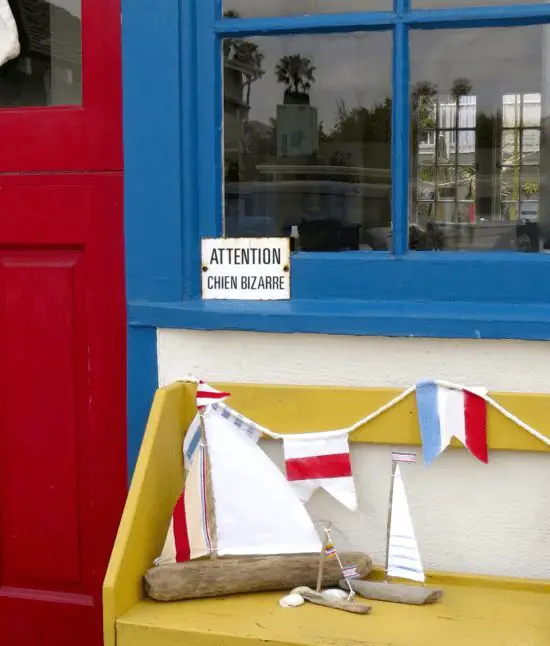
[
  {"xmin": 116, "ymin": 583, "xmax": 550, "ymax": 646},
  {"xmin": 213, "ymin": 382, "xmax": 550, "ymax": 452},
  {"xmin": 104, "ymin": 381, "xmax": 550, "ymax": 646},
  {"xmin": 369, "ymin": 567, "xmax": 550, "ymax": 593},
  {"xmin": 102, "ymin": 383, "xmax": 195, "ymax": 646}
]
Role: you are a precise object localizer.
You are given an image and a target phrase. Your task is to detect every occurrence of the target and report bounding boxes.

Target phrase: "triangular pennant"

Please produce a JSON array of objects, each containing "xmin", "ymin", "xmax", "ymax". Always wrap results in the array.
[
  {"xmin": 282, "ymin": 434, "xmax": 358, "ymax": 511},
  {"xmin": 196, "ymin": 381, "xmax": 230, "ymax": 409},
  {"xmin": 416, "ymin": 380, "xmax": 488, "ymax": 465}
]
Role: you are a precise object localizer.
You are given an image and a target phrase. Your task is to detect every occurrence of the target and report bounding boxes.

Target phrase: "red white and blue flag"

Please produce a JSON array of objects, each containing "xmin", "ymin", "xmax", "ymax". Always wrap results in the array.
[
  {"xmin": 196, "ymin": 381, "xmax": 230, "ymax": 410},
  {"xmin": 416, "ymin": 380, "xmax": 488, "ymax": 465},
  {"xmin": 283, "ymin": 434, "xmax": 357, "ymax": 511}
]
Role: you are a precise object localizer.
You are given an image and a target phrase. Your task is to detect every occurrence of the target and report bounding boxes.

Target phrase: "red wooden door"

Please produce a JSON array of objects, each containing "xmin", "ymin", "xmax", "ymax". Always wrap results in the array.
[{"xmin": 0, "ymin": 2, "xmax": 126, "ymax": 646}]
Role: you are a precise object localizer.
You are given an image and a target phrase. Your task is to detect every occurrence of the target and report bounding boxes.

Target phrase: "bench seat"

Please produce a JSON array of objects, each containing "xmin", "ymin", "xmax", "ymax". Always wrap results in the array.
[
  {"xmin": 104, "ymin": 382, "xmax": 550, "ymax": 646},
  {"xmin": 116, "ymin": 582, "xmax": 549, "ymax": 646}
]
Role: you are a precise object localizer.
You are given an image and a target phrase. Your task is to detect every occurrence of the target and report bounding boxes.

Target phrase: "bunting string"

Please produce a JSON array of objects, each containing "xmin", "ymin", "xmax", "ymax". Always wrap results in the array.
[{"xmin": 183, "ymin": 376, "xmax": 550, "ymax": 448}]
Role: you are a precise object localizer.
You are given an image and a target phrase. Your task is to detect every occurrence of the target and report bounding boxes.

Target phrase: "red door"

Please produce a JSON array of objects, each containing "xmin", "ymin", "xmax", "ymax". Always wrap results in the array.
[{"xmin": 0, "ymin": 2, "xmax": 126, "ymax": 646}]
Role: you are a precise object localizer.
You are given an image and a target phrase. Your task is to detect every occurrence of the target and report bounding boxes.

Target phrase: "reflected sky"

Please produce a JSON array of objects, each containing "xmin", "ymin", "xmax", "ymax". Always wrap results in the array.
[{"xmin": 232, "ymin": 25, "xmax": 547, "ymax": 130}]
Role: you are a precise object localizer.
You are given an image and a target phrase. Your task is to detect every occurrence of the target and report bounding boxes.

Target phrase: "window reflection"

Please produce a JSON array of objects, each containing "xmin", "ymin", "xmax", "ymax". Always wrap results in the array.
[
  {"xmin": 410, "ymin": 26, "xmax": 550, "ymax": 252},
  {"xmin": 0, "ymin": 0, "xmax": 82, "ymax": 107},
  {"xmin": 223, "ymin": 33, "xmax": 392, "ymax": 252},
  {"xmin": 224, "ymin": 0, "xmax": 391, "ymax": 18}
]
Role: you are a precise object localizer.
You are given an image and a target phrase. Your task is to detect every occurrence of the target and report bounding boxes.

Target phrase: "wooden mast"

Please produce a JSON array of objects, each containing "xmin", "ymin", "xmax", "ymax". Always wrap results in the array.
[
  {"xmin": 199, "ymin": 409, "xmax": 218, "ymax": 557},
  {"xmin": 315, "ymin": 527, "xmax": 329, "ymax": 592},
  {"xmin": 384, "ymin": 459, "xmax": 398, "ymax": 582}
]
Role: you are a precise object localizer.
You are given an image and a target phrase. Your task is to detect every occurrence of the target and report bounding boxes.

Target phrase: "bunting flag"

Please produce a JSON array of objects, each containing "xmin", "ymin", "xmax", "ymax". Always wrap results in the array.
[
  {"xmin": 342, "ymin": 565, "xmax": 359, "ymax": 579},
  {"xmin": 283, "ymin": 434, "xmax": 357, "ymax": 511},
  {"xmin": 392, "ymin": 451, "xmax": 416, "ymax": 464},
  {"xmin": 196, "ymin": 381, "xmax": 230, "ymax": 409},
  {"xmin": 325, "ymin": 542, "xmax": 337, "ymax": 558},
  {"xmin": 416, "ymin": 380, "xmax": 488, "ymax": 465}
]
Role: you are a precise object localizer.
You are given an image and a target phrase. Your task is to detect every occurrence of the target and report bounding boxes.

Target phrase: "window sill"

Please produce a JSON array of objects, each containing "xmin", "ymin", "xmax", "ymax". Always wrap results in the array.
[{"xmin": 128, "ymin": 298, "xmax": 550, "ymax": 340}]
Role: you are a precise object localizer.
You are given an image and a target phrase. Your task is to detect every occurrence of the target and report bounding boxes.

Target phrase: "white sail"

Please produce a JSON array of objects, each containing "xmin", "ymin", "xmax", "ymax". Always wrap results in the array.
[
  {"xmin": 387, "ymin": 465, "xmax": 425, "ymax": 583},
  {"xmin": 204, "ymin": 406, "xmax": 322, "ymax": 557},
  {"xmin": 185, "ymin": 443, "xmax": 212, "ymax": 559}
]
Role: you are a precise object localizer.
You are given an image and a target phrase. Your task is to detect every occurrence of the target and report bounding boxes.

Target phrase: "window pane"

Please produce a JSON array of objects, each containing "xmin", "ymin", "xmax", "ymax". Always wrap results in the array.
[
  {"xmin": 223, "ymin": 32, "xmax": 392, "ymax": 251},
  {"xmin": 410, "ymin": 26, "xmax": 547, "ymax": 252},
  {"xmin": 0, "ymin": 0, "xmax": 82, "ymax": 107},
  {"xmin": 224, "ymin": 0, "xmax": 391, "ymax": 18}
]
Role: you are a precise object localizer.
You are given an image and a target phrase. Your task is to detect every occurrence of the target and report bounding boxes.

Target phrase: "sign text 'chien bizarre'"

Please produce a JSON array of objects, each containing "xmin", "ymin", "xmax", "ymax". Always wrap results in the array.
[{"xmin": 201, "ymin": 238, "xmax": 290, "ymax": 300}]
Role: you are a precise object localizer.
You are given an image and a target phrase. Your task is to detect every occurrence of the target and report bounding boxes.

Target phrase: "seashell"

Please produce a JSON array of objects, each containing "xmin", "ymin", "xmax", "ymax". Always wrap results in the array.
[
  {"xmin": 279, "ymin": 592, "xmax": 305, "ymax": 608},
  {"xmin": 322, "ymin": 588, "xmax": 349, "ymax": 600}
]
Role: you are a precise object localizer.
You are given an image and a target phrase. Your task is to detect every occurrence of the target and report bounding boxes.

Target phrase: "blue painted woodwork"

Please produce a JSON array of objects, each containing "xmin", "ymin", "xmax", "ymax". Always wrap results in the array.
[
  {"xmin": 122, "ymin": 0, "xmax": 550, "ymax": 473},
  {"xmin": 122, "ymin": 0, "xmax": 550, "ymax": 380}
]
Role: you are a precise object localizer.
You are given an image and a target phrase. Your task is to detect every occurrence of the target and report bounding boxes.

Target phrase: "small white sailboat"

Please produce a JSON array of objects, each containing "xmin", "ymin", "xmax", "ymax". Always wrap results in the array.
[
  {"xmin": 385, "ymin": 454, "xmax": 425, "ymax": 583},
  {"xmin": 146, "ymin": 385, "xmax": 372, "ymax": 602},
  {"xmin": 341, "ymin": 452, "xmax": 442, "ymax": 605}
]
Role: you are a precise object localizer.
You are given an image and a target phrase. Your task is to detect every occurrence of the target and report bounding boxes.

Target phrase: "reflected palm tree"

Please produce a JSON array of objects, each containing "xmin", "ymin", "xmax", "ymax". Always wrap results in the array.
[
  {"xmin": 275, "ymin": 54, "xmax": 316, "ymax": 105},
  {"xmin": 223, "ymin": 10, "xmax": 264, "ymax": 110}
]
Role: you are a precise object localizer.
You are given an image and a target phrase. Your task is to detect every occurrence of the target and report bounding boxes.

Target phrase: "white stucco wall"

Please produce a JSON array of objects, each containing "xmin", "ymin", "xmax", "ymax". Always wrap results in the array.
[{"xmin": 157, "ymin": 329, "xmax": 550, "ymax": 579}]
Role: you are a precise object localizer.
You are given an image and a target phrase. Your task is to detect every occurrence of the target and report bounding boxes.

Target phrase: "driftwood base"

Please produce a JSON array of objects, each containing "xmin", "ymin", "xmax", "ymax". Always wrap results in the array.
[
  {"xmin": 340, "ymin": 579, "xmax": 443, "ymax": 605},
  {"xmin": 292, "ymin": 586, "xmax": 371, "ymax": 615},
  {"xmin": 144, "ymin": 552, "xmax": 372, "ymax": 601}
]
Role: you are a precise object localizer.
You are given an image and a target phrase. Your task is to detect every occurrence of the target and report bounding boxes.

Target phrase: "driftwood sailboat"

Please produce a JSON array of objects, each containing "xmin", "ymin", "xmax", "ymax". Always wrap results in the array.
[
  {"xmin": 145, "ymin": 385, "xmax": 372, "ymax": 602},
  {"xmin": 341, "ymin": 452, "xmax": 442, "ymax": 605}
]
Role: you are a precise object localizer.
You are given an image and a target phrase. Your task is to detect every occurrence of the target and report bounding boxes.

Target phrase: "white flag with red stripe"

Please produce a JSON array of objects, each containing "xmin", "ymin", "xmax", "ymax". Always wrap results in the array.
[
  {"xmin": 196, "ymin": 381, "xmax": 230, "ymax": 409},
  {"xmin": 282, "ymin": 434, "xmax": 357, "ymax": 511}
]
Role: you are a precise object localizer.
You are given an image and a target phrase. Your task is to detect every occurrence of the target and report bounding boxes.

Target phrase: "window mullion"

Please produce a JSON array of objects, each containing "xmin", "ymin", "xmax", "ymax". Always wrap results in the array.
[
  {"xmin": 391, "ymin": 17, "xmax": 410, "ymax": 255},
  {"xmin": 196, "ymin": 0, "xmax": 223, "ymax": 239}
]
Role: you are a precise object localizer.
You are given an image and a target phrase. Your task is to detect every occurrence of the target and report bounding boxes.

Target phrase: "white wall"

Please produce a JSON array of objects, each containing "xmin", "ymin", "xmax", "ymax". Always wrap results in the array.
[{"xmin": 158, "ymin": 329, "xmax": 550, "ymax": 579}]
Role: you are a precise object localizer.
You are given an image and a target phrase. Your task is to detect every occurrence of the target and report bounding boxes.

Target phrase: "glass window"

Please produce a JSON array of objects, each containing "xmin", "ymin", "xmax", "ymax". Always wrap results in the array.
[
  {"xmin": 0, "ymin": 0, "xmax": 82, "ymax": 107},
  {"xmin": 223, "ymin": 32, "xmax": 392, "ymax": 251},
  {"xmin": 410, "ymin": 26, "xmax": 547, "ymax": 252},
  {"xmin": 223, "ymin": 1, "xmax": 391, "ymax": 18}
]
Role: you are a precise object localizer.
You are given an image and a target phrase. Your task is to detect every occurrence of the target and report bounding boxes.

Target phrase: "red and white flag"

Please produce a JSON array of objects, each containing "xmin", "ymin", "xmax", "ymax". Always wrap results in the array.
[
  {"xmin": 196, "ymin": 381, "xmax": 230, "ymax": 410},
  {"xmin": 283, "ymin": 434, "xmax": 357, "ymax": 511}
]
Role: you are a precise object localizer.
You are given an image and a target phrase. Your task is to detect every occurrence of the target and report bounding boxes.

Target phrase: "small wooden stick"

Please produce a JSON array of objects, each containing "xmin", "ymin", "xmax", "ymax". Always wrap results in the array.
[
  {"xmin": 316, "ymin": 527, "xmax": 329, "ymax": 592},
  {"xmin": 316, "ymin": 547, "xmax": 325, "ymax": 592},
  {"xmin": 292, "ymin": 587, "xmax": 371, "ymax": 615}
]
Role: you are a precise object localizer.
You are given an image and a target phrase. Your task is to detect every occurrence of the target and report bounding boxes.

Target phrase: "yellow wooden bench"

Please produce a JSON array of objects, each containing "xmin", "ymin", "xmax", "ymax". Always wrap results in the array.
[{"xmin": 103, "ymin": 382, "xmax": 550, "ymax": 646}]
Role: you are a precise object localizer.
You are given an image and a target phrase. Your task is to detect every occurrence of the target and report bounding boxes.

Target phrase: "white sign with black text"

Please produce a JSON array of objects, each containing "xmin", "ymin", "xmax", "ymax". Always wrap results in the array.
[{"xmin": 201, "ymin": 238, "xmax": 290, "ymax": 300}]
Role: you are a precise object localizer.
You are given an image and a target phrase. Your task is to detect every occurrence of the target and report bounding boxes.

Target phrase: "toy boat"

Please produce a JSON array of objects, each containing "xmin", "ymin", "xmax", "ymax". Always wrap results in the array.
[
  {"xmin": 145, "ymin": 392, "xmax": 371, "ymax": 602},
  {"xmin": 341, "ymin": 452, "xmax": 442, "ymax": 605}
]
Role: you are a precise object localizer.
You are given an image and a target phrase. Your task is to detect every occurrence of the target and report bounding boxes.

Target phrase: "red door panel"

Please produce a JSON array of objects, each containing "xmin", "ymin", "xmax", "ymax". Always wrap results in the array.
[
  {"xmin": 0, "ymin": 0, "xmax": 122, "ymax": 172},
  {"xmin": 0, "ymin": 174, "xmax": 127, "ymax": 646}
]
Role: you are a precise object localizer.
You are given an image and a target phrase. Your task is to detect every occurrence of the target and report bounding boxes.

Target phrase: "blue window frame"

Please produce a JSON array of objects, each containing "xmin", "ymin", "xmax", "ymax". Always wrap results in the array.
[{"xmin": 124, "ymin": 0, "xmax": 550, "ymax": 341}]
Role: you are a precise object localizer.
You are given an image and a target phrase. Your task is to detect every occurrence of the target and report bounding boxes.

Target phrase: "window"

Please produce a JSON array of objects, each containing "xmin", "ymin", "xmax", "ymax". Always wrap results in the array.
[
  {"xmin": 125, "ymin": 0, "xmax": 550, "ymax": 339},
  {"xmin": 223, "ymin": 32, "xmax": 392, "ymax": 250},
  {"xmin": 410, "ymin": 26, "xmax": 545, "ymax": 251},
  {"xmin": 0, "ymin": 0, "xmax": 82, "ymax": 107}
]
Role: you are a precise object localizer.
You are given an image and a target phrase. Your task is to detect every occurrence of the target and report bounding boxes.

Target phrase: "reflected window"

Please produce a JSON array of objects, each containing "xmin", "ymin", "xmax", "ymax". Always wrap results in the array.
[
  {"xmin": 413, "ymin": 89, "xmax": 477, "ymax": 250},
  {"xmin": 223, "ymin": 0, "xmax": 391, "ymax": 18},
  {"xmin": 500, "ymin": 93, "xmax": 541, "ymax": 232},
  {"xmin": 410, "ymin": 26, "xmax": 546, "ymax": 252},
  {"xmin": 0, "ymin": 0, "xmax": 82, "ymax": 107},
  {"xmin": 223, "ymin": 33, "xmax": 392, "ymax": 251}
]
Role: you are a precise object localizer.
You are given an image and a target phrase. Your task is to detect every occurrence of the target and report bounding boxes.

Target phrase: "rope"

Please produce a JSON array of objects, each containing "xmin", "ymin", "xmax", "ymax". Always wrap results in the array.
[{"xmin": 182, "ymin": 376, "xmax": 550, "ymax": 448}]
